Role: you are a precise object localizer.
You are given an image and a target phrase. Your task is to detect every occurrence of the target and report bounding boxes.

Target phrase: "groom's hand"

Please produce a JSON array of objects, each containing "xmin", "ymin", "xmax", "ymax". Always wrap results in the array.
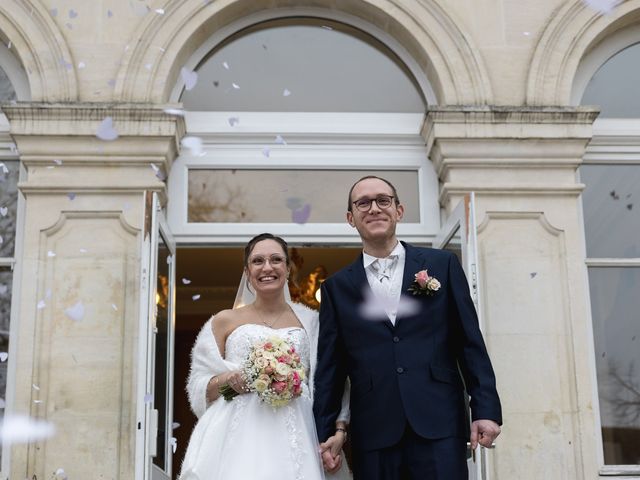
[{"xmin": 470, "ymin": 419, "xmax": 501, "ymax": 449}]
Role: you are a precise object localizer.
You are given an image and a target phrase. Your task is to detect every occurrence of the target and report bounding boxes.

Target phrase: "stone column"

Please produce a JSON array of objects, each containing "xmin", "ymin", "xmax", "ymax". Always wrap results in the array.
[
  {"xmin": 3, "ymin": 104, "xmax": 184, "ymax": 480},
  {"xmin": 423, "ymin": 107, "xmax": 600, "ymax": 480}
]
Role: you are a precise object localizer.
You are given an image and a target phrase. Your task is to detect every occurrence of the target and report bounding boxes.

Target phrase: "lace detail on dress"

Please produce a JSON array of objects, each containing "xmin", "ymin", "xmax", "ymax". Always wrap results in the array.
[{"xmin": 285, "ymin": 404, "xmax": 305, "ymax": 480}]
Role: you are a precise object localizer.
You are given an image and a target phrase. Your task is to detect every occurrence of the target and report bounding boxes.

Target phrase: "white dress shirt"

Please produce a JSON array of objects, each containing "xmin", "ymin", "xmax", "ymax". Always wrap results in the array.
[{"xmin": 363, "ymin": 242, "xmax": 406, "ymax": 324}]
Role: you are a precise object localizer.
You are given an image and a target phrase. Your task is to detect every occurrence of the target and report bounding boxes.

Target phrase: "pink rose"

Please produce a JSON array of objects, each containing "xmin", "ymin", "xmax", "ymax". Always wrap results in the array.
[
  {"xmin": 264, "ymin": 342, "xmax": 273, "ymax": 350},
  {"xmin": 273, "ymin": 381, "xmax": 287, "ymax": 394},
  {"xmin": 415, "ymin": 270, "xmax": 430, "ymax": 288},
  {"xmin": 293, "ymin": 384, "xmax": 302, "ymax": 396}
]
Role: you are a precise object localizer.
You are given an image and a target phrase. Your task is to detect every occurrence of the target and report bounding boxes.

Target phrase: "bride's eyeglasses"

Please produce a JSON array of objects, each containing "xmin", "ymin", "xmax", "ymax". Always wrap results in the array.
[{"xmin": 249, "ymin": 254, "xmax": 287, "ymax": 267}]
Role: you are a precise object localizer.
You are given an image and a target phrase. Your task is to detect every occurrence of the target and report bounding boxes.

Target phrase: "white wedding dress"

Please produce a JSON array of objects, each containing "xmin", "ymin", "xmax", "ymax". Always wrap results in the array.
[{"xmin": 180, "ymin": 322, "xmax": 350, "ymax": 480}]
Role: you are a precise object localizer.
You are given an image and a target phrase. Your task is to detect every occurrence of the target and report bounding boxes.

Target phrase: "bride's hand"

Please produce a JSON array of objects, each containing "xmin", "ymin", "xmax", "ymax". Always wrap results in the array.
[
  {"xmin": 319, "ymin": 430, "xmax": 346, "ymax": 474},
  {"xmin": 226, "ymin": 370, "xmax": 249, "ymax": 394}
]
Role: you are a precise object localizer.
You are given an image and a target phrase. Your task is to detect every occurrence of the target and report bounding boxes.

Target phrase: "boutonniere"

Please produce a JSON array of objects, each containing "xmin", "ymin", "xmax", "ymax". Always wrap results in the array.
[{"xmin": 408, "ymin": 269, "xmax": 441, "ymax": 297}]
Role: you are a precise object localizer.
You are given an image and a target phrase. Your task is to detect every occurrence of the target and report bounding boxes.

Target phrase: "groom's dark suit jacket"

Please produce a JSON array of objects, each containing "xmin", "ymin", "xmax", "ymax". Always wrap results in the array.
[{"xmin": 314, "ymin": 242, "xmax": 502, "ymax": 452}]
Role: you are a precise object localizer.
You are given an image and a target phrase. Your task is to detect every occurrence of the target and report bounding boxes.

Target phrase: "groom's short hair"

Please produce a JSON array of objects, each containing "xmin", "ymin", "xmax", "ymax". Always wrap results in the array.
[{"xmin": 347, "ymin": 175, "xmax": 400, "ymax": 212}]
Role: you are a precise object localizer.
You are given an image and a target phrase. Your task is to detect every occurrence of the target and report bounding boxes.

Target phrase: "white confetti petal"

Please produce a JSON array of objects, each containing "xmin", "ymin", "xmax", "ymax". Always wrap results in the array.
[
  {"xmin": 181, "ymin": 136, "xmax": 205, "ymax": 157},
  {"xmin": 144, "ymin": 393, "xmax": 153, "ymax": 403},
  {"xmin": 37, "ymin": 300, "xmax": 46, "ymax": 310},
  {"xmin": 172, "ymin": 422, "xmax": 181, "ymax": 430},
  {"xmin": 47, "ymin": 250, "xmax": 56, "ymax": 257},
  {"xmin": 0, "ymin": 207, "xmax": 7, "ymax": 216},
  {"xmin": 182, "ymin": 278, "xmax": 191, "ymax": 285},
  {"xmin": 167, "ymin": 255, "xmax": 173, "ymax": 264},
  {"xmin": 112, "ymin": 304, "xmax": 118, "ymax": 311},
  {"xmin": 358, "ymin": 289, "xmax": 420, "ymax": 321},
  {"xmin": 0, "ymin": 414, "xmax": 55, "ymax": 445},
  {"xmin": 79, "ymin": 248, "xmax": 88, "ymax": 253},
  {"xmin": 232, "ymin": 82, "xmax": 240, "ymax": 89},
  {"xmin": 0, "ymin": 353, "xmax": 7, "ymax": 362},
  {"xmin": 96, "ymin": 117, "xmax": 118, "ymax": 141},
  {"xmin": 282, "ymin": 88, "xmax": 291, "ymax": 97},
  {"xmin": 32, "ymin": 384, "xmax": 40, "ymax": 391},
  {"xmin": 0, "ymin": 163, "xmax": 8, "ymax": 174},
  {"xmin": 170, "ymin": 437, "xmax": 177, "ymax": 453},
  {"xmin": 192, "ymin": 294, "xmax": 201, "ymax": 301},
  {"xmin": 181, "ymin": 67, "xmax": 198, "ymax": 91},
  {"xmin": 64, "ymin": 301, "xmax": 85, "ymax": 322},
  {"xmin": 53, "ymin": 158, "xmax": 63, "ymax": 165},
  {"xmin": 154, "ymin": 8, "xmax": 165, "ymax": 14},
  {"xmin": 227, "ymin": 117, "xmax": 240, "ymax": 127},
  {"xmin": 163, "ymin": 108, "xmax": 186, "ymax": 116},
  {"xmin": 582, "ymin": 0, "xmax": 619, "ymax": 13},
  {"xmin": 144, "ymin": 63, "xmax": 153, "ymax": 71},
  {"xmin": 54, "ymin": 468, "xmax": 68, "ymax": 480},
  {"xmin": 78, "ymin": 61, "xmax": 86, "ymax": 69},
  {"xmin": 33, "ymin": 400, "xmax": 43, "ymax": 404},
  {"xmin": 223, "ymin": 61, "xmax": 230, "ymax": 70},
  {"xmin": 261, "ymin": 147, "xmax": 271, "ymax": 158},
  {"xmin": 275, "ymin": 135, "xmax": 287, "ymax": 145}
]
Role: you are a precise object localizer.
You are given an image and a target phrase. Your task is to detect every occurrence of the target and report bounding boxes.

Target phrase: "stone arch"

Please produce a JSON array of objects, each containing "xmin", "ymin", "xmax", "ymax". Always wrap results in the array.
[
  {"xmin": 526, "ymin": 0, "xmax": 640, "ymax": 106},
  {"xmin": 115, "ymin": 0, "xmax": 493, "ymax": 106},
  {"xmin": 0, "ymin": 0, "xmax": 77, "ymax": 101}
]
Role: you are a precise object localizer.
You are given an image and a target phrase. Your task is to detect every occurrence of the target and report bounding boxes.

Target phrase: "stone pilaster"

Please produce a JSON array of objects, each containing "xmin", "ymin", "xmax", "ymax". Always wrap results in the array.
[
  {"xmin": 423, "ymin": 107, "xmax": 601, "ymax": 480},
  {"xmin": 2, "ymin": 103, "xmax": 184, "ymax": 480}
]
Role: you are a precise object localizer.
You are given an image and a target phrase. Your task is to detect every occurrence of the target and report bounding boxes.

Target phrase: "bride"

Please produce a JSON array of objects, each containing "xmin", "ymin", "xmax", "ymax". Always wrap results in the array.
[{"xmin": 180, "ymin": 233, "xmax": 351, "ymax": 480}]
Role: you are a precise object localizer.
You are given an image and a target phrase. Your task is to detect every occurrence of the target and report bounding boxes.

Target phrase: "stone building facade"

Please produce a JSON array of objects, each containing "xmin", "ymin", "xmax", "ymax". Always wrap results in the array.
[{"xmin": 0, "ymin": 0, "xmax": 638, "ymax": 479}]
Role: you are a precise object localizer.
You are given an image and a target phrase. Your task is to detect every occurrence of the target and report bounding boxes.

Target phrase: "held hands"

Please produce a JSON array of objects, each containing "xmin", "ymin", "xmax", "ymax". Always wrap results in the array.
[
  {"xmin": 319, "ymin": 430, "xmax": 347, "ymax": 474},
  {"xmin": 470, "ymin": 419, "xmax": 501, "ymax": 450}
]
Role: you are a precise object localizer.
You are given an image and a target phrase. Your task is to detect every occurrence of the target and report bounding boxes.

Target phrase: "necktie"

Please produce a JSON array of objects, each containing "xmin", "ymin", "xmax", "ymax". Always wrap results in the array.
[{"xmin": 371, "ymin": 255, "xmax": 398, "ymax": 284}]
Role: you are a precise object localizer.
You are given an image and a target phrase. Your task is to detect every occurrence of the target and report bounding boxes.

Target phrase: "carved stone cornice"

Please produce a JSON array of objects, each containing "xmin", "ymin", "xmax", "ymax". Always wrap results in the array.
[{"xmin": 422, "ymin": 106, "xmax": 600, "ymax": 207}]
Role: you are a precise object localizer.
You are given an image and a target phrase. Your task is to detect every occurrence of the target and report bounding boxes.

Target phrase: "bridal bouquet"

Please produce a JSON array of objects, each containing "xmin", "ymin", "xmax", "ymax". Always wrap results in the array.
[{"xmin": 220, "ymin": 336, "xmax": 305, "ymax": 408}]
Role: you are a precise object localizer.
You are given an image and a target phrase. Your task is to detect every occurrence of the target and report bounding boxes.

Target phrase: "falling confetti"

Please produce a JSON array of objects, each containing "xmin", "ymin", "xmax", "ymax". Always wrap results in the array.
[
  {"xmin": 192, "ymin": 294, "xmax": 201, "ymax": 301},
  {"xmin": 170, "ymin": 437, "xmax": 177, "ymax": 453},
  {"xmin": 68, "ymin": 9, "xmax": 78, "ymax": 18},
  {"xmin": 150, "ymin": 164, "xmax": 165, "ymax": 180},
  {"xmin": 181, "ymin": 136, "xmax": 205, "ymax": 157},
  {"xmin": 0, "ymin": 414, "xmax": 56, "ymax": 445},
  {"xmin": 32, "ymin": 384, "xmax": 40, "ymax": 391},
  {"xmin": 79, "ymin": 248, "xmax": 88, "ymax": 253},
  {"xmin": 163, "ymin": 108, "xmax": 186, "ymax": 116},
  {"xmin": 292, "ymin": 204, "xmax": 312, "ymax": 224},
  {"xmin": 144, "ymin": 63, "xmax": 152, "ymax": 71},
  {"xmin": 530, "ymin": 272, "xmax": 537, "ymax": 278},
  {"xmin": 112, "ymin": 304, "xmax": 118, "ymax": 311},
  {"xmin": 78, "ymin": 61, "xmax": 86, "ymax": 69},
  {"xmin": 0, "ymin": 207, "xmax": 7, "ymax": 216},
  {"xmin": 172, "ymin": 422, "xmax": 181, "ymax": 430},
  {"xmin": 47, "ymin": 251, "xmax": 56, "ymax": 257},
  {"xmin": 96, "ymin": 117, "xmax": 118, "ymax": 141},
  {"xmin": 53, "ymin": 159, "xmax": 63, "ymax": 165},
  {"xmin": 144, "ymin": 393, "xmax": 153, "ymax": 403},
  {"xmin": 0, "ymin": 284, "xmax": 6, "ymax": 294},
  {"xmin": 64, "ymin": 301, "xmax": 85, "ymax": 322},
  {"xmin": 275, "ymin": 135, "xmax": 287, "ymax": 145},
  {"xmin": 54, "ymin": 468, "xmax": 68, "ymax": 480},
  {"xmin": 0, "ymin": 352, "xmax": 8, "ymax": 362},
  {"xmin": 60, "ymin": 58, "xmax": 73, "ymax": 71},
  {"xmin": 107, "ymin": 9, "xmax": 113, "ymax": 18},
  {"xmin": 67, "ymin": 192, "xmax": 76, "ymax": 200},
  {"xmin": 261, "ymin": 147, "xmax": 271, "ymax": 158},
  {"xmin": 181, "ymin": 67, "xmax": 198, "ymax": 91},
  {"xmin": 37, "ymin": 300, "xmax": 46, "ymax": 310},
  {"xmin": 182, "ymin": 278, "xmax": 192, "ymax": 285},
  {"xmin": 358, "ymin": 288, "xmax": 420, "ymax": 321},
  {"xmin": 223, "ymin": 61, "xmax": 230, "ymax": 70},
  {"xmin": 232, "ymin": 82, "xmax": 240, "ymax": 89},
  {"xmin": 282, "ymin": 88, "xmax": 291, "ymax": 97},
  {"xmin": 154, "ymin": 8, "xmax": 165, "ymax": 14},
  {"xmin": 228, "ymin": 117, "xmax": 240, "ymax": 127}
]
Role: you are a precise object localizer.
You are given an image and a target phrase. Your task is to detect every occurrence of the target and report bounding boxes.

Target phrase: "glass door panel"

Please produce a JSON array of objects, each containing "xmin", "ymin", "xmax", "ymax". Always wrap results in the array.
[{"xmin": 434, "ymin": 193, "xmax": 487, "ymax": 480}]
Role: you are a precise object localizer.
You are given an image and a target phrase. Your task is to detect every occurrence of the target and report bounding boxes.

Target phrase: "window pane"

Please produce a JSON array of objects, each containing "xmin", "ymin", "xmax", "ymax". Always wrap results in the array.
[
  {"xmin": 153, "ymin": 234, "xmax": 170, "ymax": 470},
  {"xmin": 188, "ymin": 169, "xmax": 419, "ymax": 223},
  {"xmin": 581, "ymin": 43, "xmax": 640, "ymax": 118},
  {"xmin": 181, "ymin": 19, "xmax": 425, "ymax": 113},
  {"xmin": 0, "ymin": 266, "xmax": 12, "ymax": 464},
  {"xmin": 588, "ymin": 267, "xmax": 640, "ymax": 465},
  {"xmin": 0, "ymin": 159, "xmax": 18, "ymax": 257},
  {"xmin": 581, "ymin": 165, "xmax": 640, "ymax": 258},
  {"xmin": 0, "ymin": 66, "xmax": 16, "ymax": 102}
]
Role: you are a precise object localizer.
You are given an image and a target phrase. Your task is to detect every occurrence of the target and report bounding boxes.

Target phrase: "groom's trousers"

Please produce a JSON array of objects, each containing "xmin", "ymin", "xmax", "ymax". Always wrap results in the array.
[{"xmin": 351, "ymin": 423, "xmax": 468, "ymax": 480}]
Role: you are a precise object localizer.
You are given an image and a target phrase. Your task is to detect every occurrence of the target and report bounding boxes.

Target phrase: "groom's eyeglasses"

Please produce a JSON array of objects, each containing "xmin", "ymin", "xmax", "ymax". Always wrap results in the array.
[
  {"xmin": 352, "ymin": 195, "xmax": 395, "ymax": 212},
  {"xmin": 249, "ymin": 254, "xmax": 287, "ymax": 267}
]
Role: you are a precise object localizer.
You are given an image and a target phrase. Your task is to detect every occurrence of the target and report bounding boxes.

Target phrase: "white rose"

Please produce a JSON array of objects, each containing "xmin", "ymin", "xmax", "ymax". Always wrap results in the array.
[
  {"xmin": 275, "ymin": 363, "xmax": 291, "ymax": 376},
  {"xmin": 427, "ymin": 278, "xmax": 441, "ymax": 291}
]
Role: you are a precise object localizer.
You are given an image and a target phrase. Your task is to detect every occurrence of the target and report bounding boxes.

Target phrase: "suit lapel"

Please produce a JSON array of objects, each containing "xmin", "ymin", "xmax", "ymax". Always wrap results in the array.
[{"xmin": 400, "ymin": 242, "xmax": 424, "ymax": 294}]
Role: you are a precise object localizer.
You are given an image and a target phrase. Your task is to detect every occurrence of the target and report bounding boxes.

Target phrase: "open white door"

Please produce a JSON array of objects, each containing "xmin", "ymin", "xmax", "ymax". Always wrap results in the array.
[
  {"xmin": 434, "ymin": 192, "xmax": 491, "ymax": 480},
  {"xmin": 136, "ymin": 192, "xmax": 177, "ymax": 480}
]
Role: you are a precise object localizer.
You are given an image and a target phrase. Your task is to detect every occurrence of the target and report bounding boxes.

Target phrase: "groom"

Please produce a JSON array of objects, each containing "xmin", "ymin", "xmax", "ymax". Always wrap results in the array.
[{"xmin": 314, "ymin": 176, "xmax": 502, "ymax": 479}]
